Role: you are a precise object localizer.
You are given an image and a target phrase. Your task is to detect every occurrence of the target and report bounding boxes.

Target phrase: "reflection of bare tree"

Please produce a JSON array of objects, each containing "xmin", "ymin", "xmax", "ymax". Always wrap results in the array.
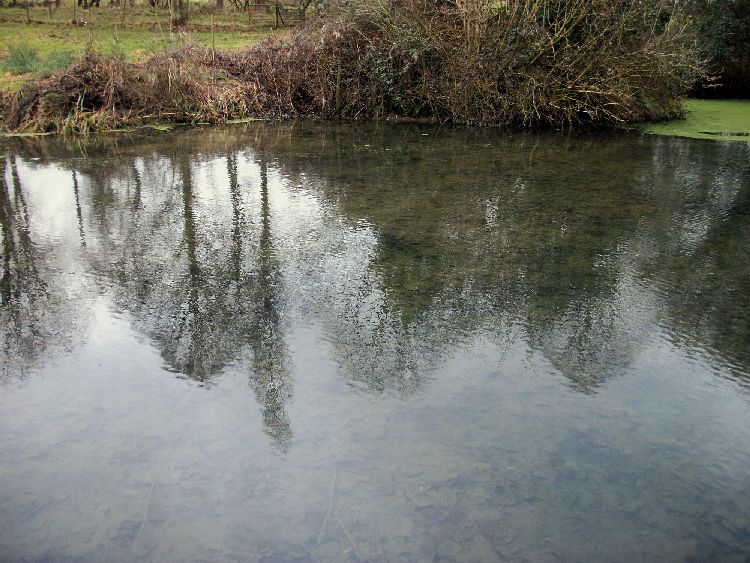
[
  {"xmin": 226, "ymin": 151, "xmax": 294, "ymax": 444},
  {"xmin": 248, "ymin": 125, "xmax": 750, "ymax": 392},
  {"xmin": 1, "ymin": 156, "xmax": 45, "ymax": 380},
  {"xmin": 633, "ymin": 140, "xmax": 750, "ymax": 375},
  {"xmin": 71, "ymin": 170, "xmax": 87, "ymax": 248},
  {"xmin": 114, "ymin": 154, "xmax": 238, "ymax": 381},
  {"xmin": 246, "ymin": 127, "xmax": 635, "ymax": 392},
  {"xmin": 246, "ymin": 160, "xmax": 292, "ymax": 450},
  {"xmin": 66, "ymin": 147, "xmax": 294, "ymax": 449},
  {"xmin": 1, "ymin": 156, "xmax": 88, "ymax": 381},
  {"xmin": 151, "ymin": 154, "xmax": 218, "ymax": 380},
  {"xmin": 131, "ymin": 162, "xmax": 142, "ymax": 212},
  {"xmin": 227, "ymin": 152, "xmax": 243, "ymax": 282},
  {"xmin": 4, "ymin": 125, "xmax": 749, "ymax": 400}
]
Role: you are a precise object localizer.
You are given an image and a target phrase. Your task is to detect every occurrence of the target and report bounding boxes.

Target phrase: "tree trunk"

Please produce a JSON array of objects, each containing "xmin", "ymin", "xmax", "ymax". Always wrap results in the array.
[{"xmin": 172, "ymin": 0, "xmax": 187, "ymax": 25}]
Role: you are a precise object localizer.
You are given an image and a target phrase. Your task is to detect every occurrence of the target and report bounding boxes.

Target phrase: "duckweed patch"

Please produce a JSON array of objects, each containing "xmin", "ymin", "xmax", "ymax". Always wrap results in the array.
[{"xmin": 643, "ymin": 99, "xmax": 750, "ymax": 142}]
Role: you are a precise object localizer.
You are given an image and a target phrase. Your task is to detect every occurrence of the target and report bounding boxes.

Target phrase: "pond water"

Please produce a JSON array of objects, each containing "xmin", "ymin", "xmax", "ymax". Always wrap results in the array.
[{"xmin": 1, "ymin": 124, "xmax": 750, "ymax": 561}]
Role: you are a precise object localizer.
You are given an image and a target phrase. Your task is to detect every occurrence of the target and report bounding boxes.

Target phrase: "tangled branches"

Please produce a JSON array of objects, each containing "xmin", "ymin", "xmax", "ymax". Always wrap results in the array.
[{"xmin": 2, "ymin": 0, "xmax": 704, "ymax": 133}]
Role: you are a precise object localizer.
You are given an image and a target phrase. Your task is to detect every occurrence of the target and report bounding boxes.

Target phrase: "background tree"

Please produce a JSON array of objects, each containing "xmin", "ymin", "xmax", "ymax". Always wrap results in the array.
[
  {"xmin": 171, "ymin": 0, "xmax": 188, "ymax": 27},
  {"xmin": 686, "ymin": 0, "xmax": 750, "ymax": 96}
]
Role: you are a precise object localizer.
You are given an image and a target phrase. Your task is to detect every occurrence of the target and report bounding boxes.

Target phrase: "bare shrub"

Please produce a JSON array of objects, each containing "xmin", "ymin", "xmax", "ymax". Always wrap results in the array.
[{"xmin": 2, "ymin": 0, "xmax": 704, "ymax": 133}]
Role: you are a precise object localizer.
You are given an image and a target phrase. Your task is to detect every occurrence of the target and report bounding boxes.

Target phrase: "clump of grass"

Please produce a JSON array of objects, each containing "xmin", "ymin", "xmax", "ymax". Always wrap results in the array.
[
  {"xmin": 0, "ymin": 43, "xmax": 77, "ymax": 76},
  {"xmin": 0, "ymin": 44, "xmax": 42, "ymax": 74},
  {"xmin": 2, "ymin": 0, "xmax": 706, "ymax": 134},
  {"xmin": 39, "ymin": 51, "xmax": 78, "ymax": 76}
]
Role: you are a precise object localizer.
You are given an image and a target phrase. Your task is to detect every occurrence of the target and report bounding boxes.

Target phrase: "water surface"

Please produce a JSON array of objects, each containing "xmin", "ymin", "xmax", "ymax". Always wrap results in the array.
[{"xmin": 2, "ymin": 124, "xmax": 750, "ymax": 561}]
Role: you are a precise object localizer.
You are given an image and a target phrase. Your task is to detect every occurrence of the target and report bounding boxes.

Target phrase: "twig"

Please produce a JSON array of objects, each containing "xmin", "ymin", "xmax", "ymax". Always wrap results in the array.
[
  {"xmin": 299, "ymin": 542, "xmax": 319, "ymax": 562},
  {"xmin": 316, "ymin": 466, "xmax": 339, "ymax": 545},
  {"xmin": 134, "ymin": 480, "xmax": 156, "ymax": 544},
  {"xmin": 336, "ymin": 516, "xmax": 361, "ymax": 561}
]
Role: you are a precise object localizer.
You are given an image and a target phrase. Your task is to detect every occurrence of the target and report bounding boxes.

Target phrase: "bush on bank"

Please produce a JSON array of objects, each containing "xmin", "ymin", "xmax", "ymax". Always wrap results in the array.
[{"xmin": 2, "ymin": 0, "xmax": 705, "ymax": 133}]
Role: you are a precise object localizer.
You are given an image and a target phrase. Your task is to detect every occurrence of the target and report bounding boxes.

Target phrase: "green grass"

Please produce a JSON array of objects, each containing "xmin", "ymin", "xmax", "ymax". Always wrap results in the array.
[
  {"xmin": 0, "ymin": 17, "xmax": 274, "ymax": 62},
  {"xmin": 0, "ymin": 43, "xmax": 76, "ymax": 74},
  {"xmin": 0, "ymin": 43, "xmax": 42, "ymax": 73},
  {"xmin": 643, "ymin": 99, "xmax": 750, "ymax": 142}
]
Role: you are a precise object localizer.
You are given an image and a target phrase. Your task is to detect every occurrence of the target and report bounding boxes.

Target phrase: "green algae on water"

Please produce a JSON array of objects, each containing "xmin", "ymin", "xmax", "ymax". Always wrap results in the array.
[{"xmin": 643, "ymin": 99, "xmax": 750, "ymax": 141}]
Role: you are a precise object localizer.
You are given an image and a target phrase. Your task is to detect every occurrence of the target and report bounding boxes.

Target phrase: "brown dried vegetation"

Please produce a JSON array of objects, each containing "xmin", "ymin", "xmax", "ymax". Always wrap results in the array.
[{"xmin": 2, "ymin": 0, "xmax": 704, "ymax": 133}]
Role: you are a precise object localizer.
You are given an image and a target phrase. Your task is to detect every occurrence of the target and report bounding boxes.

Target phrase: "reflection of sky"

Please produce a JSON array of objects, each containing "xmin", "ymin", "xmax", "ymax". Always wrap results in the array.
[
  {"xmin": 2, "ymin": 281, "xmax": 750, "ymax": 560},
  {"xmin": 14, "ymin": 159, "xmax": 81, "ymax": 245}
]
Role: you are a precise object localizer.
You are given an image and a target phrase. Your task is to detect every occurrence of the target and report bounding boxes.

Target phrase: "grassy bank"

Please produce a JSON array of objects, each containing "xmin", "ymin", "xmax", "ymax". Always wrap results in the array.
[{"xmin": 1, "ymin": 0, "xmax": 705, "ymax": 134}]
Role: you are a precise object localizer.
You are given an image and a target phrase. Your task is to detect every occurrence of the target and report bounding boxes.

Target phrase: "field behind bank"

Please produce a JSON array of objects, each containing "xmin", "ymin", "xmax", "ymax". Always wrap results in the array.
[{"xmin": 0, "ymin": 2, "xmax": 285, "ymax": 93}]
